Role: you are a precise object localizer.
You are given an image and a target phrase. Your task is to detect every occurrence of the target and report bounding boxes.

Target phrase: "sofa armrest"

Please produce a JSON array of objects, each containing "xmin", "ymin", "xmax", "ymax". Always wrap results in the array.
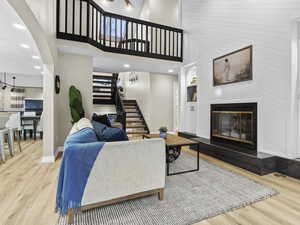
[{"xmin": 81, "ymin": 138, "xmax": 166, "ymax": 206}]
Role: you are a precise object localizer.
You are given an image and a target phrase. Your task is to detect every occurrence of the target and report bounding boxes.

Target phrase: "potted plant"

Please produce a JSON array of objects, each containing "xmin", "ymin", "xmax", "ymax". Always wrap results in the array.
[
  {"xmin": 69, "ymin": 85, "xmax": 85, "ymax": 124},
  {"xmin": 159, "ymin": 126, "xmax": 168, "ymax": 139}
]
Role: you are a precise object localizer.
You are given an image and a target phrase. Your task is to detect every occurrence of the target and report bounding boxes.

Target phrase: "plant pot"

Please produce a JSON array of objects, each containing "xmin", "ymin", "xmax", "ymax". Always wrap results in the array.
[{"xmin": 160, "ymin": 132, "xmax": 167, "ymax": 139}]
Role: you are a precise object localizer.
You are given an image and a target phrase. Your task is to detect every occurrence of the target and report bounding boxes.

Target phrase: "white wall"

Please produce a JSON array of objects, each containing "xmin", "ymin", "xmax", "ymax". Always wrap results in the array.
[
  {"xmin": 25, "ymin": 87, "xmax": 43, "ymax": 99},
  {"xmin": 180, "ymin": 0, "xmax": 300, "ymax": 158},
  {"xmin": 120, "ymin": 72, "xmax": 151, "ymax": 125},
  {"xmin": 120, "ymin": 72, "xmax": 177, "ymax": 132},
  {"xmin": 140, "ymin": 0, "xmax": 179, "ymax": 27},
  {"xmin": 57, "ymin": 52, "xmax": 93, "ymax": 146},
  {"xmin": 180, "ymin": 65, "xmax": 197, "ymax": 134},
  {"xmin": 93, "ymin": 105, "xmax": 116, "ymax": 115},
  {"xmin": 149, "ymin": 73, "xmax": 177, "ymax": 132},
  {"xmin": 0, "ymin": 73, "xmax": 43, "ymax": 88}
]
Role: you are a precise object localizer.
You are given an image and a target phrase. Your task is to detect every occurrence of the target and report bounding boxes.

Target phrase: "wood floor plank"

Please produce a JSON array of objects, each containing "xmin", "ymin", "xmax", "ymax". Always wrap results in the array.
[{"xmin": 1, "ymin": 142, "xmax": 300, "ymax": 225}]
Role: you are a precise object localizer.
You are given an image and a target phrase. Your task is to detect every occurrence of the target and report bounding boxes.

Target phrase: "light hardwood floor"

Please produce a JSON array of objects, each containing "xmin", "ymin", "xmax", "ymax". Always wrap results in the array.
[{"xmin": 1, "ymin": 141, "xmax": 300, "ymax": 225}]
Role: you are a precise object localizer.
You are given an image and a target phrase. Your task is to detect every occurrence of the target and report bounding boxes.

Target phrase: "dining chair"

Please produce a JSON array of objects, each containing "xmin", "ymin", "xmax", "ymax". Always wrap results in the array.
[
  {"xmin": 22, "ymin": 111, "xmax": 36, "ymax": 140},
  {"xmin": 37, "ymin": 113, "xmax": 43, "ymax": 139},
  {"xmin": 0, "ymin": 114, "xmax": 13, "ymax": 162},
  {"xmin": 5, "ymin": 112, "xmax": 22, "ymax": 152}
]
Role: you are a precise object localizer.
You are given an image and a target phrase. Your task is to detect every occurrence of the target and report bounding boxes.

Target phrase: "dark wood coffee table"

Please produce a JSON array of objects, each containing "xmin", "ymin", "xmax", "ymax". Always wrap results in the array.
[{"xmin": 143, "ymin": 134, "xmax": 200, "ymax": 176}]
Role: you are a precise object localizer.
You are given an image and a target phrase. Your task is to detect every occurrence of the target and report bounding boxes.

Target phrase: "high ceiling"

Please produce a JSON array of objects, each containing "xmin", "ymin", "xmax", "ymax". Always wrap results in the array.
[
  {"xmin": 57, "ymin": 39, "xmax": 180, "ymax": 75},
  {"xmin": 95, "ymin": 0, "xmax": 145, "ymax": 18},
  {"xmin": 0, "ymin": 0, "xmax": 43, "ymax": 76}
]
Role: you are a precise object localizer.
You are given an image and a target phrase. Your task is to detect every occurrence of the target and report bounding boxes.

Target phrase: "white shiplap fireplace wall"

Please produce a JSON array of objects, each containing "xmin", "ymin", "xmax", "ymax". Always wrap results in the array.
[{"xmin": 180, "ymin": 0, "xmax": 300, "ymax": 158}]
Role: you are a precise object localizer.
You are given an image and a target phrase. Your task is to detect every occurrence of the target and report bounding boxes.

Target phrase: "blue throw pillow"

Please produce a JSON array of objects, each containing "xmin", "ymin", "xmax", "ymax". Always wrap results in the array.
[
  {"xmin": 65, "ymin": 128, "xmax": 99, "ymax": 145},
  {"xmin": 92, "ymin": 121, "xmax": 129, "ymax": 142},
  {"xmin": 91, "ymin": 120, "xmax": 107, "ymax": 138}
]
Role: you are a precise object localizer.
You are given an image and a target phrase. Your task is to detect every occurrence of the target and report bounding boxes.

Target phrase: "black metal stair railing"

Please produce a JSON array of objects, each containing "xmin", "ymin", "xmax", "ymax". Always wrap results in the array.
[
  {"xmin": 56, "ymin": 0, "xmax": 183, "ymax": 62},
  {"xmin": 112, "ymin": 74, "xmax": 127, "ymax": 131}
]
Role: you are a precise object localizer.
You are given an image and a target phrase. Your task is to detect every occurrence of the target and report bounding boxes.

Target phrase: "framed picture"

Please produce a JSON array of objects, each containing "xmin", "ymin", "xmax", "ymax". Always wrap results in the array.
[
  {"xmin": 55, "ymin": 75, "xmax": 60, "ymax": 94},
  {"xmin": 187, "ymin": 85, "xmax": 197, "ymax": 102},
  {"xmin": 213, "ymin": 45, "xmax": 252, "ymax": 86}
]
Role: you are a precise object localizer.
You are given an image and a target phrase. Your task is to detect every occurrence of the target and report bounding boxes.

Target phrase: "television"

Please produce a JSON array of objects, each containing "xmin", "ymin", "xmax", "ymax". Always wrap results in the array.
[{"xmin": 25, "ymin": 99, "xmax": 43, "ymax": 115}]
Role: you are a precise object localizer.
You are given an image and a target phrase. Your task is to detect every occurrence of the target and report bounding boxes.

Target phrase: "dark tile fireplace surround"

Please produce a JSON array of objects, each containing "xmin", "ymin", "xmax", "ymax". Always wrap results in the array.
[{"xmin": 179, "ymin": 102, "xmax": 300, "ymax": 180}]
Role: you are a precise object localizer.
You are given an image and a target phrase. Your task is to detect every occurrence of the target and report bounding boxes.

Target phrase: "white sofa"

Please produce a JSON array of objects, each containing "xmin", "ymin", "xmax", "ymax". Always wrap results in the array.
[{"xmin": 67, "ymin": 135, "xmax": 166, "ymax": 224}]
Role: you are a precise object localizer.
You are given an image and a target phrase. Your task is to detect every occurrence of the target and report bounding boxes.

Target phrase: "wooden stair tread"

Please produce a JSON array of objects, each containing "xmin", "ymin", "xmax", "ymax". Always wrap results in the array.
[
  {"xmin": 93, "ymin": 80, "xmax": 112, "ymax": 84},
  {"xmin": 93, "ymin": 99, "xmax": 114, "ymax": 105},
  {"xmin": 124, "ymin": 104, "xmax": 137, "ymax": 107},
  {"xmin": 93, "ymin": 75, "xmax": 113, "ymax": 80},
  {"xmin": 93, "ymin": 86, "xmax": 112, "ymax": 89},
  {"xmin": 93, "ymin": 95, "xmax": 112, "ymax": 98},
  {"xmin": 125, "ymin": 111, "xmax": 139, "ymax": 113},
  {"xmin": 127, "ymin": 131, "xmax": 148, "ymax": 135},
  {"xmin": 124, "ymin": 106, "xmax": 137, "ymax": 109},
  {"xmin": 126, "ymin": 120, "xmax": 143, "ymax": 123},
  {"xmin": 126, "ymin": 125, "xmax": 146, "ymax": 129},
  {"xmin": 93, "ymin": 90, "xmax": 112, "ymax": 94},
  {"xmin": 126, "ymin": 115, "xmax": 141, "ymax": 118}
]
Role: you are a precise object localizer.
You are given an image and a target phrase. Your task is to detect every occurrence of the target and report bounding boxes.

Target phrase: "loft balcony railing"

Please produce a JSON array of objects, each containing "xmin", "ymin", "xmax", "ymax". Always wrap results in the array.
[{"xmin": 56, "ymin": 0, "xmax": 183, "ymax": 62}]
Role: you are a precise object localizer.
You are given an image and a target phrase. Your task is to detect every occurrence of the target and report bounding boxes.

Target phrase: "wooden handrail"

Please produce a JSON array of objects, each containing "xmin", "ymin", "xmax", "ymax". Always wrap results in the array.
[{"xmin": 135, "ymin": 101, "xmax": 150, "ymax": 134}]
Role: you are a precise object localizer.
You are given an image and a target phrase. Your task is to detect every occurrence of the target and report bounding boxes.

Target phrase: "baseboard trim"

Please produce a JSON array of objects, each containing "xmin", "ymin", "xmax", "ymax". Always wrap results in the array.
[{"xmin": 41, "ymin": 156, "xmax": 55, "ymax": 163}]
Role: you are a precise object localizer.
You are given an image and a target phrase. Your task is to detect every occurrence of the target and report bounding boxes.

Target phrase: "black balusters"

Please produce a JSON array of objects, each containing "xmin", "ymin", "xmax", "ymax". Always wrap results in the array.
[
  {"xmin": 79, "ymin": 0, "xmax": 82, "ymax": 35},
  {"xmin": 65, "ymin": 0, "xmax": 68, "ymax": 33},
  {"xmin": 109, "ymin": 17, "xmax": 111, "ymax": 47},
  {"xmin": 57, "ymin": 0, "xmax": 183, "ymax": 61}
]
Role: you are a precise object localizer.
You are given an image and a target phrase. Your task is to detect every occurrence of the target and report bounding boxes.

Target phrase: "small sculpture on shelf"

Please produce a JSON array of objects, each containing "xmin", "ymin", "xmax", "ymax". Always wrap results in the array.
[{"xmin": 159, "ymin": 126, "xmax": 168, "ymax": 139}]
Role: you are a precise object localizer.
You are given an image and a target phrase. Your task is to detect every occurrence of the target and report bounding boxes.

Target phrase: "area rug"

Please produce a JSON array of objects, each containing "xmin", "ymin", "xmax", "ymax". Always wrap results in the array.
[{"xmin": 57, "ymin": 152, "xmax": 278, "ymax": 225}]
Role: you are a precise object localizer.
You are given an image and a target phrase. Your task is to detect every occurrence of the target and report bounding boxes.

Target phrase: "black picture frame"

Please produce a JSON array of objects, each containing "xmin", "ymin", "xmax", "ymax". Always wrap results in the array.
[
  {"xmin": 55, "ymin": 75, "xmax": 60, "ymax": 94},
  {"xmin": 213, "ymin": 45, "xmax": 253, "ymax": 86}
]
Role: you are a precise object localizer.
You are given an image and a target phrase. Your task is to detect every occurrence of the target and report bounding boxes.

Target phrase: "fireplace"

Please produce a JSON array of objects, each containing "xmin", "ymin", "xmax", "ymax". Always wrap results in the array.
[{"xmin": 211, "ymin": 103, "xmax": 257, "ymax": 154}]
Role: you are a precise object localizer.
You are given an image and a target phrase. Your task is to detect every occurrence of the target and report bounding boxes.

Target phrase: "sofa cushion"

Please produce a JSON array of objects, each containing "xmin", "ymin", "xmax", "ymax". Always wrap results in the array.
[
  {"xmin": 92, "ymin": 120, "xmax": 129, "ymax": 142},
  {"xmin": 92, "ymin": 113, "xmax": 111, "ymax": 127}
]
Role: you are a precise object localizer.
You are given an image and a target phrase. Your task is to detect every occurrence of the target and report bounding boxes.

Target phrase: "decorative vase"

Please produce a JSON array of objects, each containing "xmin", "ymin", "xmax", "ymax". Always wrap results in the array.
[{"xmin": 160, "ymin": 132, "xmax": 167, "ymax": 139}]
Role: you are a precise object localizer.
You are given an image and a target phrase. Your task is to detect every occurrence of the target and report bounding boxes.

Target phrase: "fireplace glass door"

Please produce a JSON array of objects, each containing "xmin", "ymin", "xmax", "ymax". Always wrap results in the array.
[{"xmin": 211, "ymin": 111, "xmax": 254, "ymax": 145}]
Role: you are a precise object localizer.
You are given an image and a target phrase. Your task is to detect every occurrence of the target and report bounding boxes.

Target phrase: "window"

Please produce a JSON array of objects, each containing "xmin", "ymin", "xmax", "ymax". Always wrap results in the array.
[{"xmin": 103, "ymin": 17, "xmax": 127, "ymax": 38}]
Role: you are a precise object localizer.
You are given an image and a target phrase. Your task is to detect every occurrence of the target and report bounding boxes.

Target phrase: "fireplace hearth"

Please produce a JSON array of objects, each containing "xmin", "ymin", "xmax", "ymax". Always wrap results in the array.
[{"xmin": 211, "ymin": 103, "xmax": 257, "ymax": 154}]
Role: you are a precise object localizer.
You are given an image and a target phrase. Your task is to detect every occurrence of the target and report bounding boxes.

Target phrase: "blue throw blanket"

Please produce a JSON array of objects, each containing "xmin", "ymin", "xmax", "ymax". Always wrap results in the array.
[{"xmin": 56, "ymin": 128, "xmax": 104, "ymax": 215}]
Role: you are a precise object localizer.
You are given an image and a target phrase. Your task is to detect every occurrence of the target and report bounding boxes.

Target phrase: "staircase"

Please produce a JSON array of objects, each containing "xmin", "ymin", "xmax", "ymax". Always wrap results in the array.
[
  {"xmin": 123, "ymin": 100, "xmax": 150, "ymax": 138},
  {"xmin": 93, "ymin": 74, "xmax": 116, "ymax": 105},
  {"xmin": 92, "ymin": 73, "xmax": 149, "ymax": 138}
]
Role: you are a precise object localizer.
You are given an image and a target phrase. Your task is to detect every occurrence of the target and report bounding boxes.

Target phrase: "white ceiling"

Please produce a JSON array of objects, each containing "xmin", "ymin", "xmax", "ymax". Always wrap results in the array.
[
  {"xmin": 0, "ymin": 0, "xmax": 43, "ymax": 76},
  {"xmin": 95, "ymin": 0, "xmax": 145, "ymax": 18},
  {"xmin": 57, "ymin": 39, "xmax": 181, "ymax": 75}
]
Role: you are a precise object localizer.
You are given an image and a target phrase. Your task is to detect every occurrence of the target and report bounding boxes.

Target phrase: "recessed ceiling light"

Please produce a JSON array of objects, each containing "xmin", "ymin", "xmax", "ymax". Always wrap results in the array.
[
  {"xmin": 34, "ymin": 66, "xmax": 41, "ymax": 70},
  {"xmin": 32, "ymin": 55, "xmax": 40, "ymax": 59},
  {"xmin": 13, "ymin": 23, "xmax": 26, "ymax": 30},
  {"xmin": 124, "ymin": 64, "xmax": 130, "ymax": 68},
  {"xmin": 20, "ymin": 44, "xmax": 30, "ymax": 49},
  {"xmin": 168, "ymin": 69, "xmax": 174, "ymax": 73}
]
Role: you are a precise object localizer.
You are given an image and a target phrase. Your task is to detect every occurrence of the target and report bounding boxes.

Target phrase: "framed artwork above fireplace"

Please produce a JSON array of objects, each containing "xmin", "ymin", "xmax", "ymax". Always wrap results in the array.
[
  {"xmin": 210, "ymin": 103, "xmax": 257, "ymax": 154},
  {"xmin": 213, "ymin": 46, "xmax": 253, "ymax": 86}
]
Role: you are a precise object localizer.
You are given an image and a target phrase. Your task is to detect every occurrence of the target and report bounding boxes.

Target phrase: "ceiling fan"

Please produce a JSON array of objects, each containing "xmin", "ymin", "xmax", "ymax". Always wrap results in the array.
[{"xmin": 104, "ymin": 0, "xmax": 133, "ymax": 8}]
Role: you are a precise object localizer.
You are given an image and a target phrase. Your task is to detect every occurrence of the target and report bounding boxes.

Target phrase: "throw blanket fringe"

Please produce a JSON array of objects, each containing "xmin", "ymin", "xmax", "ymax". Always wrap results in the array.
[{"xmin": 56, "ymin": 128, "xmax": 104, "ymax": 215}]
